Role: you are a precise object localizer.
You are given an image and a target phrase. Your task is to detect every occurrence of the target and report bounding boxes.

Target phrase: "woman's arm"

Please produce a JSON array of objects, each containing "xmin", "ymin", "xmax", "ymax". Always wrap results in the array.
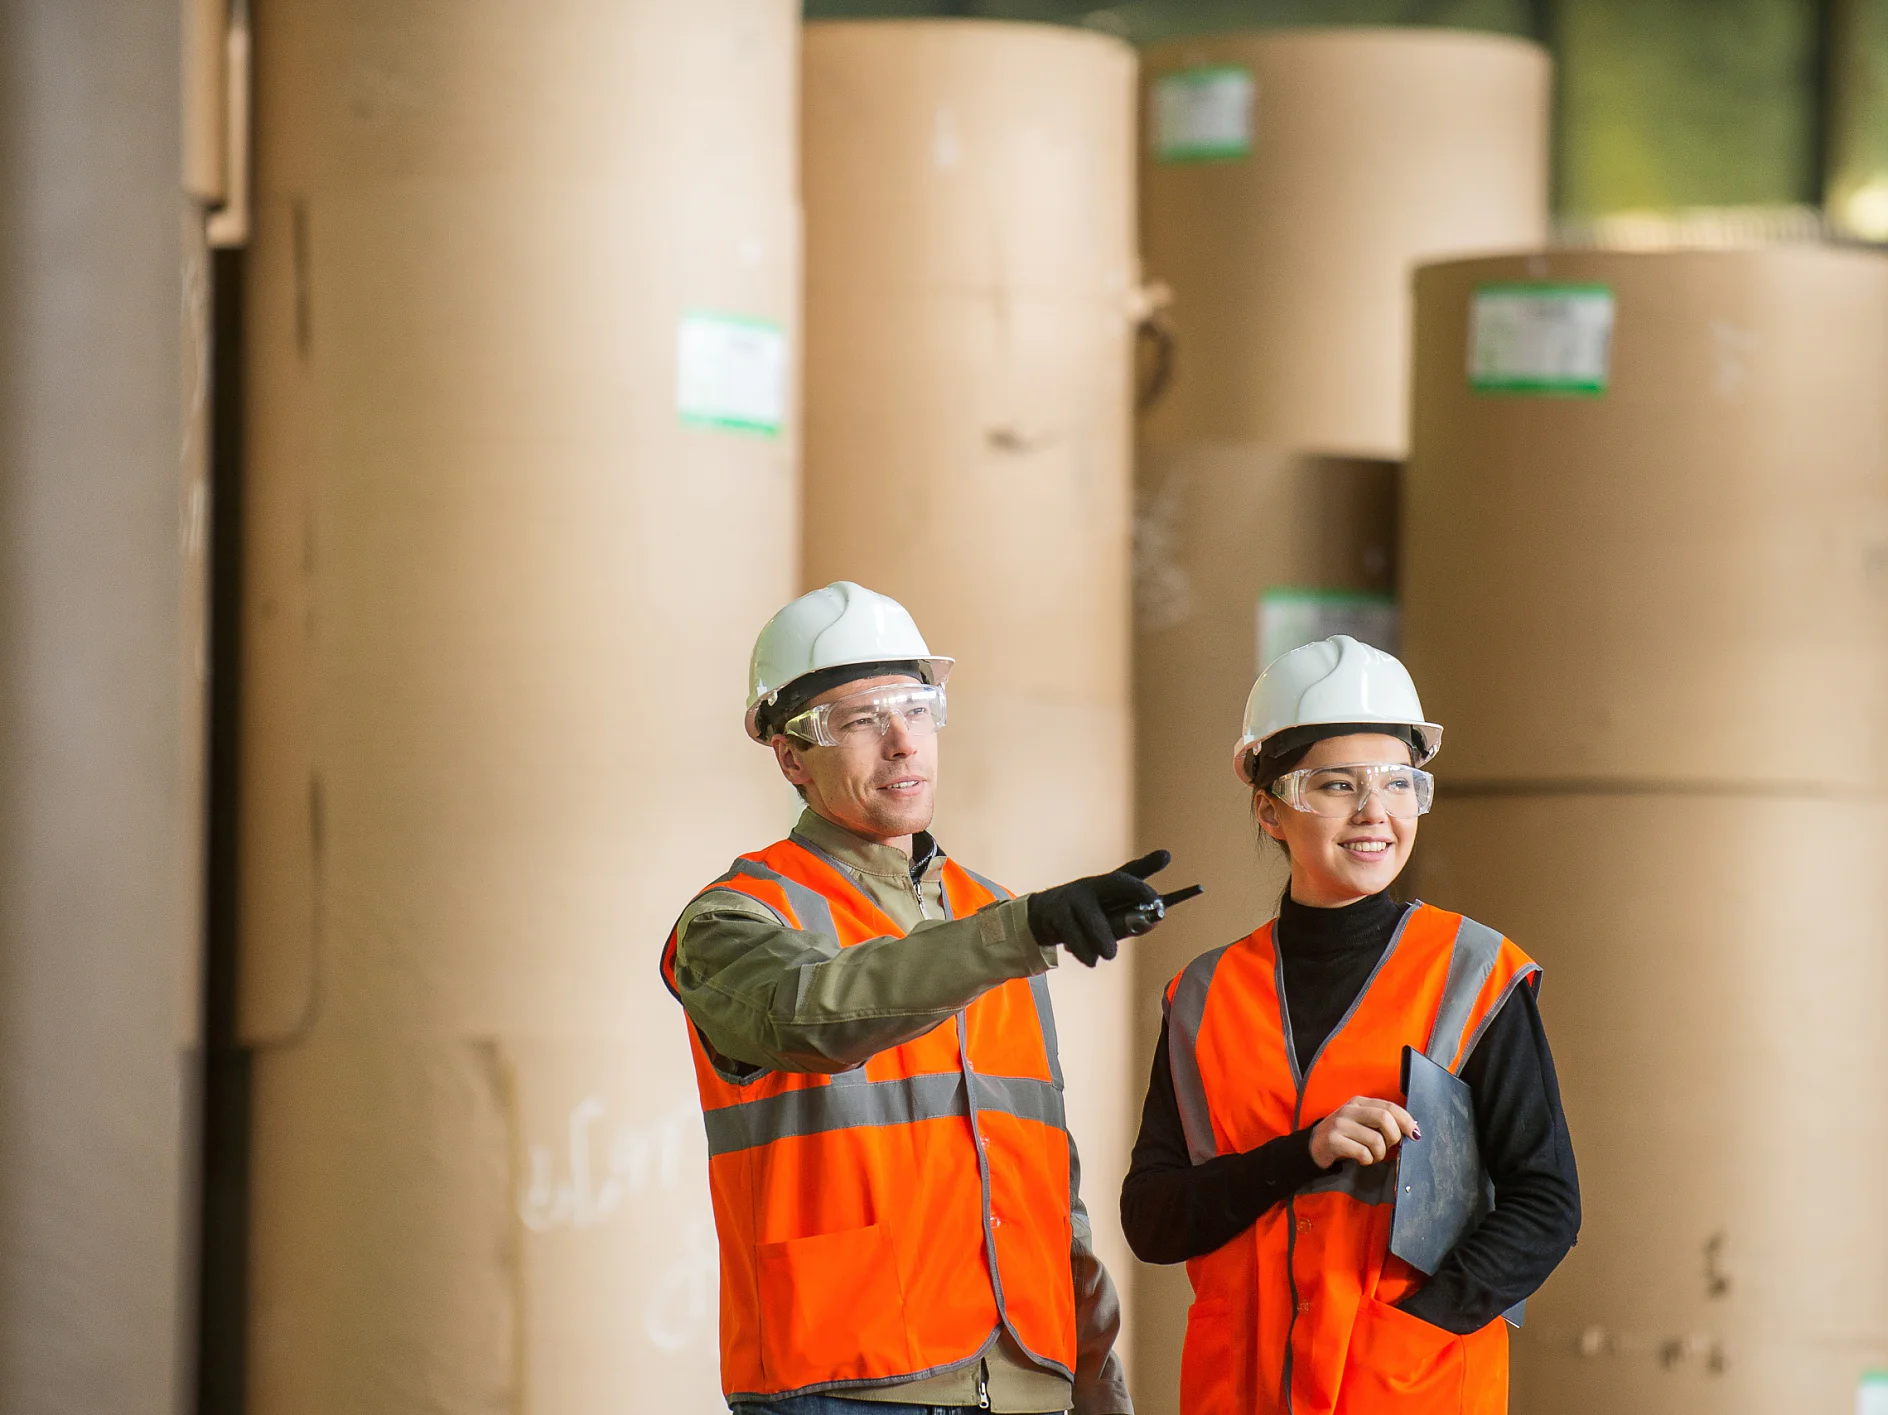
[
  {"xmin": 1119, "ymin": 1018, "xmax": 1324, "ymax": 1264},
  {"xmin": 1399, "ymin": 982, "xmax": 1582, "ymax": 1331}
]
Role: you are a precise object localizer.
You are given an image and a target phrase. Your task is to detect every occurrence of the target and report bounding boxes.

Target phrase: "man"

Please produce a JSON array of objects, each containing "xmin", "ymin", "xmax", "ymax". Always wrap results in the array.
[{"xmin": 662, "ymin": 581, "xmax": 1178, "ymax": 1415}]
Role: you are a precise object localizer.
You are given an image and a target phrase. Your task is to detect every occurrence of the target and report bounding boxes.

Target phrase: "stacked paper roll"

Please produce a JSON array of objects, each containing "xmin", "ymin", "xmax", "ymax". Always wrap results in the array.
[
  {"xmin": 801, "ymin": 16, "xmax": 1143, "ymax": 1359},
  {"xmin": 238, "ymin": 3, "xmax": 799, "ymax": 1409},
  {"xmin": 0, "ymin": 7, "xmax": 210, "ymax": 1410},
  {"xmin": 1139, "ymin": 28, "xmax": 1551, "ymax": 459},
  {"xmin": 1131, "ymin": 30, "xmax": 1550, "ymax": 1409},
  {"xmin": 1406, "ymin": 248, "xmax": 1888, "ymax": 1411}
]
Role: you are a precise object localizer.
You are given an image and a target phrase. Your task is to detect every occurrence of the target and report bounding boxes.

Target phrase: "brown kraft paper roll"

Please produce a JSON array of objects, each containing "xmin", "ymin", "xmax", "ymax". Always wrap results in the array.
[
  {"xmin": 1140, "ymin": 28, "xmax": 1549, "ymax": 460},
  {"xmin": 238, "ymin": 3, "xmax": 800, "ymax": 1410},
  {"xmin": 802, "ymin": 16, "xmax": 1143, "ymax": 1364}
]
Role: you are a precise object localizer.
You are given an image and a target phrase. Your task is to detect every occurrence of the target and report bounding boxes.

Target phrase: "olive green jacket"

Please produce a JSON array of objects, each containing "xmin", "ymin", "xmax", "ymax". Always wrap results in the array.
[{"xmin": 671, "ymin": 809, "xmax": 1132, "ymax": 1415}]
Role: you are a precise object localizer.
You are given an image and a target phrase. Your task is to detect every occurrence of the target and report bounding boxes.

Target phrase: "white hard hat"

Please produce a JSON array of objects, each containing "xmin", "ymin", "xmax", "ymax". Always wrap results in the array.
[
  {"xmin": 1234, "ymin": 634, "xmax": 1442, "ymax": 784},
  {"xmin": 746, "ymin": 582, "xmax": 953, "ymax": 741}
]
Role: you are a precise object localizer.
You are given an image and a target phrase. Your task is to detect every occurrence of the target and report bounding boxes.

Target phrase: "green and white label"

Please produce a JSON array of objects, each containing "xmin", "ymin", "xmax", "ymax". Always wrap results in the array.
[
  {"xmin": 1858, "ymin": 1370, "xmax": 1888, "ymax": 1415},
  {"xmin": 1152, "ymin": 66, "xmax": 1254, "ymax": 163},
  {"xmin": 1258, "ymin": 589, "xmax": 1399, "ymax": 675},
  {"xmin": 1468, "ymin": 283, "xmax": 1615, "ymax": 395},
  {"xmin": 676, "ymin": 311, "xmax": 787, "ymax": 435}
]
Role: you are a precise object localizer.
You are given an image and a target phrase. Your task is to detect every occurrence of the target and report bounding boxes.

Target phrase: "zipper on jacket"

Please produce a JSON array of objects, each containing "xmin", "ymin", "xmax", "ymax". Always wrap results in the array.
[{"xmin": 977, "ymin": 1368, "xmax": 991, "ymax": 1409}]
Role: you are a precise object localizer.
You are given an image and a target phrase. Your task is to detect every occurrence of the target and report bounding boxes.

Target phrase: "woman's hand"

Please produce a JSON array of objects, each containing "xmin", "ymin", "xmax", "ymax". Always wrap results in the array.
[{"xmin": 1310, "ymin": 1096, "xmax": 1419, "ymax": 1169}]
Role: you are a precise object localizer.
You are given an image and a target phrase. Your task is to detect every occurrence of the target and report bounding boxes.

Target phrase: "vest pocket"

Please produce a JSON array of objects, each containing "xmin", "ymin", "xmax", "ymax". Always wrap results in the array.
[
  {"xmin": 757, "ymin": 1222, "xmax": 913, "ymax": 1388},
  {"xmin": 1180, "ymin": 1297, "xmax": 1235, "ymax": 1414},
  {"xmin": 1336, "ymin": 1296, "xmax": 1466, "ymax": 1414}
]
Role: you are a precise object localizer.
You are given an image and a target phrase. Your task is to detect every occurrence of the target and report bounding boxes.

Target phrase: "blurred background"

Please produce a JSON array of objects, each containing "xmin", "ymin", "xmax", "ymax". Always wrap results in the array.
[{"xmin": 4, "ymin": 1, "xmax": 1886, "ymax": 1413}]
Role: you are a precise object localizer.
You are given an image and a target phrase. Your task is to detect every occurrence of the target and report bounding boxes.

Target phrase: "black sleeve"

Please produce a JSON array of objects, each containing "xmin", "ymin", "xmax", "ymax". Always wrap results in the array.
[
  {"xmin": 1399, "ymin": 980, "xmax": 1582, "ymax": 1333},
  {"xmin": 1120, "ymin": 1017, "xmax": 1325, "ymax": 1265}
]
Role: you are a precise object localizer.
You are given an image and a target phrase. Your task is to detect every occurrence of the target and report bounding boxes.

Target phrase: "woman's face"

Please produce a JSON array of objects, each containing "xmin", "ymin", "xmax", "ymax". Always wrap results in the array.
[{"xmin": 1255, "ymin": 732, "xmax": 1418, "ymax": 908}]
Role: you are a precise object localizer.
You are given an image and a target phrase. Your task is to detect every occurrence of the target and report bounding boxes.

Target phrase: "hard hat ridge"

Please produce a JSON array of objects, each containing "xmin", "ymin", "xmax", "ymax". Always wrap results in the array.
[
  {"xmin": 1234, "ymin": 634, "xmax": 1442, "ymax": 785},
  {"xmin": 745, "ymin": 581, "xmax": 953, "ymax": 741}
]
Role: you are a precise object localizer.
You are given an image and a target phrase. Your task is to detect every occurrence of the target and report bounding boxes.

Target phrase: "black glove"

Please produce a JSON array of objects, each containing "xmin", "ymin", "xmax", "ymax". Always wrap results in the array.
[{"xmin": 1028, "ymin": 850, "xmax": 1177, "ymax": 967}]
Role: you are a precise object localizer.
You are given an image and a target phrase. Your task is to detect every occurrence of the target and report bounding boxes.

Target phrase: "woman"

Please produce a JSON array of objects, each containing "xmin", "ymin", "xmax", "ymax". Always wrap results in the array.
[{"xmin": 1121, "ymin": 635, "xmax": 1579, "ymax": 1414}]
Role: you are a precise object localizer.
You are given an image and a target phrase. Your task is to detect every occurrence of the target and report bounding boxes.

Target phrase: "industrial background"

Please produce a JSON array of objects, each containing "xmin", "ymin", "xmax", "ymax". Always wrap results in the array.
[{"xmin": 3, "ymin": 1, "xmax": 1885, "ymax": 1413}]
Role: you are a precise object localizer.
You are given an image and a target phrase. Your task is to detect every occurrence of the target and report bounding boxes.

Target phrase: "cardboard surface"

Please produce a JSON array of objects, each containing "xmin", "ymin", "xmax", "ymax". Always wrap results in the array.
[
  {"xmin": 1139, "ymin": 28, "xmax": 1550, "ymax": 460},
  {"xmin": 0, "ymin": 4, "xmax": 207, "ymax": 1410},
  {"xmin": 802, "ymin": 17, "xmax": 1143, "ymax": 1367},
  {"xmin": 1411, "ymin": 794, "xmax": 1888, "ymax": 1413},
  {"xmin": 240, "ymin": 0, "xmax": 801, "ymax": 1043},
  {"xmin": 1130, "ymin": 442, "xmax": 1397, "ymax": 1408},
  {"xmin": 240, "ymin": 4, "xmax": 799, "ymax": 1412},
  {"xmin": 248, "ymin": 1035, "xmax": 720, "ymax": 1415},
  {"xmin": 1405, "ymin": 248, "xmax": 1888, "ymax": 789}
]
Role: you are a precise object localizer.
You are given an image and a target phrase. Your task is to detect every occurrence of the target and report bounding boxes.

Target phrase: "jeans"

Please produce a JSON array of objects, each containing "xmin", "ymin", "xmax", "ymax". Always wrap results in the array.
[{"xmin": 734, "ymin": 1397, "xmax": 990, "ymax": 1415}]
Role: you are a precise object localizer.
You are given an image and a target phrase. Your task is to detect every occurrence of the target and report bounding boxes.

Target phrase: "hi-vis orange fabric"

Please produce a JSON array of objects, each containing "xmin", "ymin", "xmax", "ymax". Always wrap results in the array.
[
  {"xmin": 1163, "ymin": 903, "xmax": 1539, "ymax": 1415},
  {"xmin": 660, "ymin": 839, "xmax": 1076, "ymax": 1401}
]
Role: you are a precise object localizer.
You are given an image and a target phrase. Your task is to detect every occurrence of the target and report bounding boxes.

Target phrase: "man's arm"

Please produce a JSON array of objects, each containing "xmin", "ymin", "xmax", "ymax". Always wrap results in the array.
[
  {"xmin": 671, "ymin": 889, "xmax": 1051, "ymax": 1074},
  {"xmin": 1069, "ymin": 1151, "xmax": 1134, "ymax": 1415}
]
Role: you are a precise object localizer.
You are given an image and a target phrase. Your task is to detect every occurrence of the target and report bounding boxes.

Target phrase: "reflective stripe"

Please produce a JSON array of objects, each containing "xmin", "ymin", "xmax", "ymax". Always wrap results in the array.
[
  {"xmin": 1424, "ymin": 917, "xmax": 1505, "ymax": 1070},
  {"xmin": 709, "ymin": 858, "xmax": 838, "ymax": 941},
  {"xmin": 971, "ymin": 1073, "xmax": 1066, "ymax": 1130},
  {"xmin": 1457, "ymin": 962, "xmax": 1542, "ymax": 1067},
  {"xmin": 1028, "ymin": 974, "xmax": 1064, "ymax": 1090},
  {"xmin": 1167, "ymin": 945, "xmax": 1229, "ymax": 1165},
  {"xmin": 704, "ymin": 1071, "xmax": 966, "ymax": 1157},
  {"xmin": 1299, "ymin": 1157, "xmax": 1397, "ymax": 1207},
  {"xmin": 703, "ymin": 1069, "xmax": 1066, "ymax": 1158}
]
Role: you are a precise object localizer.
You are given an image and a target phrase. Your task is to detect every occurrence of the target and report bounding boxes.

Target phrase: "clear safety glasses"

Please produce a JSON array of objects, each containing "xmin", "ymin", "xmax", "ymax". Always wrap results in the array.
[
  {"xmin": 1269, "ymin": 762, "xmax": 1436, "ymax": 819},
  {"xmin": 783, "ymin": 682, "xmax": 948, "ymax": 748}
]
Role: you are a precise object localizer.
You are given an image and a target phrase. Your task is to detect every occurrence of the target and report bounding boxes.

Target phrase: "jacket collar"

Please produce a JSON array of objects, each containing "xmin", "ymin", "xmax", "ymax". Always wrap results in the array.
[{"xmin": 791, "ymin": 808, "xmax": 946, "ymax": 886}]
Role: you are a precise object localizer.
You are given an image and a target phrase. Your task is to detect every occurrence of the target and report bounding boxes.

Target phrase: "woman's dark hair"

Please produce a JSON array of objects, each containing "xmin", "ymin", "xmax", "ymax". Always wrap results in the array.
[{"xmin": 1246, "ymin": 722, "xmax": 1423, "ymax": 796}]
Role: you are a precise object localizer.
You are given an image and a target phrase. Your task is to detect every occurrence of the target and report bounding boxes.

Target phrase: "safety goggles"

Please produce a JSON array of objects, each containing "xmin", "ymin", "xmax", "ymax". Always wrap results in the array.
[
  {"xmin": 1269, "ymin": 762, "xmax": 1435, "ymax": 819},
  {"xmin": 782, "ymin": 682, "xmax": 948, "ymax": 747}
]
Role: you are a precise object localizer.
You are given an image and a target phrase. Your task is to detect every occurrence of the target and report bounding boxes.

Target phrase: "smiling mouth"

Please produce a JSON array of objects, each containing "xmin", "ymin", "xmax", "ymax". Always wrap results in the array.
[
  {"xmin": 880, "ymin": 778, "xmax": 926, "ymax": 792},
  {"xmin": 1341, "ymin": 840, "xmax": 1392, "ymax": 856}
]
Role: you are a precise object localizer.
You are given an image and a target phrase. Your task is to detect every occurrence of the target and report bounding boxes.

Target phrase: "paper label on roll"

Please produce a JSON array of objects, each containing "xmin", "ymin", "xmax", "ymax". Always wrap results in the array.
[
  {"xmin": 1468, "ymin": 284, "xmax": 1615, "ymax": 395},
  {"xmin": 1152, "ymin": 66, "xmax": 1254, "ymax": 163},
  {"xmin": 1859, "ymin": 1372, "xmax": 1888, "ymax": 1415},
  {"xmin": 676, "ymin": 312, "xmax": 788, "ymax": 434},
  {"xmin": 1258, "ymin": 588, "xmax": 1399, "ymax": 674}
]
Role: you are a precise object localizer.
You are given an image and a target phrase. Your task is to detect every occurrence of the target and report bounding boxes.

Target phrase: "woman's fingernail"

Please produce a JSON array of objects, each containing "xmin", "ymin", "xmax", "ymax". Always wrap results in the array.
[{"xmin": 1412, "ymin": 1126, "xmax": 1422, "ymax": 1139}]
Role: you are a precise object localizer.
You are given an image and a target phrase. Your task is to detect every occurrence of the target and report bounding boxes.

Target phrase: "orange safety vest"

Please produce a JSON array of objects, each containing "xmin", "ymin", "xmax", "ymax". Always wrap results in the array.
[
  {"xmin": 1164, "ymin": 902, "xmax": 1539, "ymax": 1415},
  {"xmin": 659, "ymin": 837, "xmax": 1077, "ymax": 1402}
]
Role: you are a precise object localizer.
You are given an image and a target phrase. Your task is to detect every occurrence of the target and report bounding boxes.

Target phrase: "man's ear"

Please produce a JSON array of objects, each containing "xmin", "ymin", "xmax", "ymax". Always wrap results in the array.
[
  {"xmin": 772, "ymin": 734, "xmax": 812, "ymax": 787},
  {"xmin": 1252, "ymin": 789, "xmax": 1287, "ymax": 842}
]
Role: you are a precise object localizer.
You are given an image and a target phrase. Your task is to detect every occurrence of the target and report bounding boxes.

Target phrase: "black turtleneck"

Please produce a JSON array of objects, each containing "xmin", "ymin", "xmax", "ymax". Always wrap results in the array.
[{"xmin": 1119, "ymin": 889, "xmax": 1581, "ymax": 1334}]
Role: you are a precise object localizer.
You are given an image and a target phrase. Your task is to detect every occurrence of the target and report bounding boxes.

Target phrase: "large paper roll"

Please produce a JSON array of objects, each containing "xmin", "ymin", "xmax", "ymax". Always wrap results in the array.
[
  {"xmin": 1412, "ymin": 795, "xmax": 1888, "ymax": 1414},
  {"xmin": 0, "ymin": 6, "xmax": 208, "ymax": 1411},
  {"xmin": 1139, "ymin": 28, "xmax": 1549, "ymax": 460},
  {"xmin": 1406, "ymin": 249, "xmax": 1888, "ymax": 788},
  {"xmin": 1130, "ymin": 445, "xmax": 1397, "ymax": 1402},
  {"xmin": 801, "ymin": 15, "xmax": 1142, "ymax": 1359},
  {"xmin": 239, "ymin": 3, "xmax": 798, "ymax": 1409}
]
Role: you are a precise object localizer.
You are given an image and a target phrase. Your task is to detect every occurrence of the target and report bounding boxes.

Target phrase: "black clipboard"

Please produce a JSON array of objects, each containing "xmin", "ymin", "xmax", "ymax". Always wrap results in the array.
[{"xmin": 1390, "ymin": 1045, "xmax": 1525, "ymax": 1328}]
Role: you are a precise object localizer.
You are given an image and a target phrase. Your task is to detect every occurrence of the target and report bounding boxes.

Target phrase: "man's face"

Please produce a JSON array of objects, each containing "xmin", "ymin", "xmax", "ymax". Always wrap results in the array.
[{"xmin": 771, "ymin": 674, "xmax": 939, "ymax": 846}]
